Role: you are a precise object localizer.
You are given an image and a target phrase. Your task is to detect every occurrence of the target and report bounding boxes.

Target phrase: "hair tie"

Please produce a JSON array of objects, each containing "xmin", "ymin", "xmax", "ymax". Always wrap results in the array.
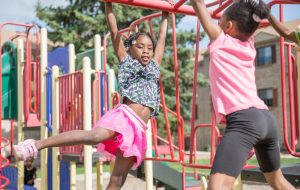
[
  {"xmin": 252, "ymin": 13, "xmax": 261, "ymax": 22},
  {"xmin": 242, "ymin": 0, "xmax": 259, "ymax": 7},
  {"xmin": 250, "ymin": 0, "xmax": 259, "ymax": 7}
]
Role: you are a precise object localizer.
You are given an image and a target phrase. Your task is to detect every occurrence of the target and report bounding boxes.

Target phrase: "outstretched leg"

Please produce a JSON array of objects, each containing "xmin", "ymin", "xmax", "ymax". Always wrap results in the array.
[
  {"xmin": 35, "ymin": 127, "xmax": 117, "ymax": 150},
  {"xmin": 107, "ymin": 150, "xmax": 135, "ymax": 190},
  {"xmin": 14, "ymin": 127, "xmax": 117, "ymax": 160}
]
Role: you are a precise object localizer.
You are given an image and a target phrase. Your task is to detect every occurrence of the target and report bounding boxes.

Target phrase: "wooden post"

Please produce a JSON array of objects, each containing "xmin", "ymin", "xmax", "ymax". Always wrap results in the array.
[
  {"xmin": 40, "ymin": 28, "xmax": 48, "ymax": 190},
  {"xmin": 17, "ymin": 39, "xmax": 24, "ymax": 190},
  {"xmin": 52, "ymin": 66, "xmax": 60, "ymax": 190}
]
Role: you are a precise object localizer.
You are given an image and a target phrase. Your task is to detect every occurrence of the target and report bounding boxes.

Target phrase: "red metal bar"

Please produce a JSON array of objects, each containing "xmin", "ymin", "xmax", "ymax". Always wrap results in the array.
[
  {"xmin": 212, "ymin": 0, "xmax": 233, "ymax": 16},
  {"xmin": 129, "ymin": 13, "xmax": 161, "ymax": 29},
  {"xmin": 10, "ymin": 120, "xmax": 14, "ymax": 156},
  {"xmin": 25, "ymin": 25, "xmax": 41, "ymax": 124},
  {"xmin": 0, "ymin": 176, "xmax": 9, "ymax": 189},
  {"xmin": 0, "ymin": 148, "xmax": 10, "ymax": 188},
  {"xmin": 104, "ymin": 74, "xmax": 108, "ymax": 112},
  {"xmin": 179, "ymin": 117, "xmax": 185, "ymax": 160},
  {"xmin": 268, "ymin": 0, "xmax": 300, "ymax": 7},
  {"xmin": 171, "ymin": 13, "xmax": 183, "ymax": 160},
  {"xmin": 103, "ymin": 0, "xmax": 222, "ymax": 18},
  {"xmin": 189, "ymin": 19, "xmax": 201, "ymax": 165},
  {"xmin": 24, "ymin": 36, "xmax": 30, "ymax": 119},
  {"xmin": 159, "ymin": 78, "xmax": 175, "ymax": 158},
  {"xmin": 210, "ymin": 111, "xmax": 217, "ymax": 163},
  {"xmin": 144, "ymin": 157, "xmax": 181, "ymax": 162},
  {"xmin": 291, "ymin": 55, "xmax": 300, "ymax": 144},
  {"xmin": 174, "ymin": 0, "xmax": 187, "ymax": 9},
  {"xmin": 0, "ymin": 137, "xmax": 10, "ymax": 188},
  {"xmin": 287, "ymin": 44, "xmax": 296, "ymax": 149},
  {"xmin": 182, "ymin": 163, "xmax": 212, "ymax": 169},
  {"xmin": 148, "ymin": 20, "xmax": 154, "ymax": 37}
]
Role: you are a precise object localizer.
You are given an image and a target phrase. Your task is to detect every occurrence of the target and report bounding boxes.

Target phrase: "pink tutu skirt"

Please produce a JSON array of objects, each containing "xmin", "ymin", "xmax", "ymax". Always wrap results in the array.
[{"xmin": 94, "ymin": 104, "xmax": 148, "ymax": 170}]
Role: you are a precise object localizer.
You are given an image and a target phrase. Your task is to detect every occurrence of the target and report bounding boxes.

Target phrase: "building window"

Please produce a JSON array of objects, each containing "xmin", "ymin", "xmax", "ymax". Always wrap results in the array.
[
  {"xmin": 256, "ymin": 45, "xmax": 276, "ymax": 66},
  {"xmin": 258, "ymin": 88, "xmax": 278, "ymax": 107}
]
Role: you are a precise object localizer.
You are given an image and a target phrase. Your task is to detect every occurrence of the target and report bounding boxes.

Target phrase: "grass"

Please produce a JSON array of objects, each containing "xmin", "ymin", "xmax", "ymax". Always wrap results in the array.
[
  {"xmin": 165, "ymin": 157, "xmax": 300, "ymax": 176},
  {"xmin": 35, "ymin": 157, "xmax": 300, "ymax": 178}
]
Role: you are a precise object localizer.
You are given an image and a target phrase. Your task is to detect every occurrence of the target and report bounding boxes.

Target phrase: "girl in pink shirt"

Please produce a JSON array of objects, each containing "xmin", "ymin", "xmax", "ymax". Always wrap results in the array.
[{"xmin": 190, "ymin": 0, "xmax": 296, "ymax": 189}]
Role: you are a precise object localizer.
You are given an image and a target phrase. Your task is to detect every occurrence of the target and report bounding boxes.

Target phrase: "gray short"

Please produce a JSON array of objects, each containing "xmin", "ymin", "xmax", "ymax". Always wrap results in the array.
[{"xmin": 211, "ymin": 107, "xmax": 280, "ymax": 177}]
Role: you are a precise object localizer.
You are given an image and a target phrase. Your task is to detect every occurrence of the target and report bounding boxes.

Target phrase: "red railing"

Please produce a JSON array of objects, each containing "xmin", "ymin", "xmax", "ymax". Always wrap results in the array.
[
  {"xmin": 281, "ymin": 41, "xmax": 300, "ymax": 157},
  {"xmin": 58, "ymin": 72, "xmax": 84, "ymax": 158},
  {"xmin": 0, "ymin": 22, "xmax": 41, "ymax": 127},
  {"xmin": 278, "ymin": 4, "xmax": 300, "ymax": 157}
]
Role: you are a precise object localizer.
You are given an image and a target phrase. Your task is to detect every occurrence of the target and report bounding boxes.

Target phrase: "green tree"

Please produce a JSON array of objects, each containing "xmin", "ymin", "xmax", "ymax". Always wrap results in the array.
[{"xmin": 35, "ymin": 0, "xmax": 208, "ymax": 138}]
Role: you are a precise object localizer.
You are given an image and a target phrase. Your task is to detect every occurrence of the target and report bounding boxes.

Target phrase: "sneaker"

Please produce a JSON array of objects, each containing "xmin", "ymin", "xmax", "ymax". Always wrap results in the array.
[{"xmin": 13, "ymin": 139, "xmax": 38, "ymax": 161}]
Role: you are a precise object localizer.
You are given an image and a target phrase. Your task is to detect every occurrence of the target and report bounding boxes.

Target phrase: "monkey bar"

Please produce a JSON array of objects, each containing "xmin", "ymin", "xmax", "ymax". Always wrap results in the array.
[{"xmin": 101, "ymin": 0, "xmax": 300, "ymax": 189}]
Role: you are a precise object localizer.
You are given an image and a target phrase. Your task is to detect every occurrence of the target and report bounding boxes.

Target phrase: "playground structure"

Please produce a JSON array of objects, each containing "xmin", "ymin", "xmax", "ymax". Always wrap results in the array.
[{"xmin": 0, "ymin": 0, "xmax": 300, "ymax": 190}]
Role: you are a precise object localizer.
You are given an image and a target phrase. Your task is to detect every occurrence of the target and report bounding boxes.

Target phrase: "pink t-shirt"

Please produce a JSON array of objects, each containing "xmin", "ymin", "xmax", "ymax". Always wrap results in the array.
[{"xmin": 208, "ymin": 32, "xmax": 268, "ymax": 123}]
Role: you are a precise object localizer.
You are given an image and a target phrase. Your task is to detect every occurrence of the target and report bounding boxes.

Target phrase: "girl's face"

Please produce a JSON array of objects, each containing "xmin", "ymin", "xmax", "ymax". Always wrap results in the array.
[{"xmin": 129, "ymin": 35, "xmax": 154, "ymax": 66}]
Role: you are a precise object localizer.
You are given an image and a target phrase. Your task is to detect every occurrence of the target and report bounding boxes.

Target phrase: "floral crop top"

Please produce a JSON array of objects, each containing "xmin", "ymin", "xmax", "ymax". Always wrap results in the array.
[{"xmin": 118, "ymin": 54, "xmax": 160, "ymax": 117}]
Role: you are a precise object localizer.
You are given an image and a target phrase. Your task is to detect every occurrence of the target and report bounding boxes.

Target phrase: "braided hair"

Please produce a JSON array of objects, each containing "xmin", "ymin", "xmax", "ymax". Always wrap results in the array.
[
  {"xmin": 124, "ymin": 32, "xmax": 156, "ymax": 51},
  {"xmin": 224, "ymin": 0, "xmax": 270, "ymax": 36}
]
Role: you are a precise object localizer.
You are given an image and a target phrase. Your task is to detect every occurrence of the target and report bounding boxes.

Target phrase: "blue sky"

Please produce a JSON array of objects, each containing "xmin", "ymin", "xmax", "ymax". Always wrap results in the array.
[{"xmin": 1, "ymin": 1, "xmax": 299, "ymax": 47}]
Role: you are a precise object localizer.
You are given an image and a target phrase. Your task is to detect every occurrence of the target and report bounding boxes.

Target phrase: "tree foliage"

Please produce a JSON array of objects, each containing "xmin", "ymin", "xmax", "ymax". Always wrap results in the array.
[{"xmin": 35, "ymin": 0, "xmax": 209, "ymax": 137}]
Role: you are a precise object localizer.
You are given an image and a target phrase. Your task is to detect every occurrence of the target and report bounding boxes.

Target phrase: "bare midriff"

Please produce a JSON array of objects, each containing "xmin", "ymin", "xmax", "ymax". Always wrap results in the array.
[{"xmin": 123, "ymin": 97, "xmax": 152, "ymax": 124}]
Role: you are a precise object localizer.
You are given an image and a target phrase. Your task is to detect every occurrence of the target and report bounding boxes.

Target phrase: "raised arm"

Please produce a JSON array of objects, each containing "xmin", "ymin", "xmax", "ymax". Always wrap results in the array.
[
  {"xmin": 190, "ymin": 0, "xmax": 222, "ymax": 42},
  {"xmin": 269, "ymin": 14, "xmax": 297, "ymax": 43},
  {"xmin": 105, "ymin": 2, "xmax": 127, "ymax": 62},
  {"xmin": 154, "ymin": 12, "xmax": 169, "ymax": 65}
]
